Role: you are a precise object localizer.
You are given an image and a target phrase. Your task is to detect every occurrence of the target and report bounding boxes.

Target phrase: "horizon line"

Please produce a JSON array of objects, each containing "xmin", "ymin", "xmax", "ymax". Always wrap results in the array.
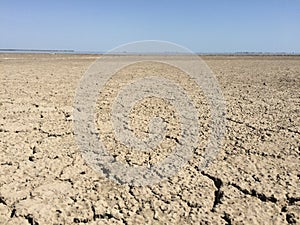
[{"xmin": 0, "ymin": 48, "xmax": 300, "ymax": 55}]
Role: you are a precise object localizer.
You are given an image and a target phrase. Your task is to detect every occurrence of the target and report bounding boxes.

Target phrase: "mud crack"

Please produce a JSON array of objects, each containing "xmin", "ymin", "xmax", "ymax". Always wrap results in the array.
[
  {"xmin": 230, "ymin": 182, "xmax": 277, "ymax": 203},
  {"xmin": 24, "ymin": 214, "xmax": 39, "ymax": 225},
  {"xmin": 0, "ymin": 196, "xmax": 7, "ymax": 206},
  {"xmin": 201, "ymin": 171, "xmax": 224, "ymax": 211},
  {"xmin": 221, "ymin": 212, "xmax": 232, "ymax": 225}
]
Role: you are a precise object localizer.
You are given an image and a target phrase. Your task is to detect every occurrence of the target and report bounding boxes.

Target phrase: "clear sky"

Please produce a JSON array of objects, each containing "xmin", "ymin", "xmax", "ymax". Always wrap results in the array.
[{"xmin": 1, "ymin": 0, "xmax": 299, "ymax": 53}]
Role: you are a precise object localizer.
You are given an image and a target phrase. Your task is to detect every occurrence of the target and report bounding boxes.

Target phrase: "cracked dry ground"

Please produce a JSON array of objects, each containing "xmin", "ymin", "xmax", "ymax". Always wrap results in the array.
[{"xmin": 0, "ymin": 54, "xmax": 299, "ymax": 225}]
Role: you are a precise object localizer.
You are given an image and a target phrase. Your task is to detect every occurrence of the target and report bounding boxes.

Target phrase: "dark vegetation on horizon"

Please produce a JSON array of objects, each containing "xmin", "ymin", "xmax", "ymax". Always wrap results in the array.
[{"xmin": 0, "ymin": 49, "xmax": 74, "ymax": 52}]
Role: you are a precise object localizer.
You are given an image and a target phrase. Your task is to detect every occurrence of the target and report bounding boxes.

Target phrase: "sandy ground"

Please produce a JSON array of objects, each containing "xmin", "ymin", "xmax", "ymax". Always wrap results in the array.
[{"xmin": 0, "ymin": 54, "xmax": 299, "ymax": 224}]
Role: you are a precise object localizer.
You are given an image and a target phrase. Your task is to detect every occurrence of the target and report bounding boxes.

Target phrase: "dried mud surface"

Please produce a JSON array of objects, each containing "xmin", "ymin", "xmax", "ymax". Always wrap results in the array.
[{"xmin": 0, "ymin": 54, "xmax": 299, "ymax": 224}]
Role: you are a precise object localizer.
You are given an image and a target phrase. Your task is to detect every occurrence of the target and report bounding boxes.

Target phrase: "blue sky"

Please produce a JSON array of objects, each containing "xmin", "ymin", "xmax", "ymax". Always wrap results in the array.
[{"xmin": 1, "ymin": 0, "xmax": 299, "ymax": 53}]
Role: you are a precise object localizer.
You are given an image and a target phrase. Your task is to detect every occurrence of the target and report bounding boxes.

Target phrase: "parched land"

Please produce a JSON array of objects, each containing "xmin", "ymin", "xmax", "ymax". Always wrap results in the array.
[{"xmin": 0, "ymin": 54, "xmax": 299, "ymax": 224}]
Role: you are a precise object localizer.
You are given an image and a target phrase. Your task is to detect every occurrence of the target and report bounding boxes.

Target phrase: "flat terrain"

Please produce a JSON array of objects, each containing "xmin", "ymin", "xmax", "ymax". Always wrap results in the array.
[{"xmin": 0, "ymin": 54, "xmax": 299, "ymax": 224}]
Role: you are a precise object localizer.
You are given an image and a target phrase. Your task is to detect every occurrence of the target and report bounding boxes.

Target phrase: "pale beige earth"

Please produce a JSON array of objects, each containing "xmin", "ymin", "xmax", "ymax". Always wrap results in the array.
[{"xmin": 0, "ymin": 54, "xmax": 299, "ymax": 225}]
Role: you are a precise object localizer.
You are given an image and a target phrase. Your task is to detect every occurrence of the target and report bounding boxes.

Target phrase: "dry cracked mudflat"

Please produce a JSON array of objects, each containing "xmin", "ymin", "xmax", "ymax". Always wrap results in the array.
[{"xmin": 0, "ymin": 54, "xmax": 299, "ymax": 225}]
